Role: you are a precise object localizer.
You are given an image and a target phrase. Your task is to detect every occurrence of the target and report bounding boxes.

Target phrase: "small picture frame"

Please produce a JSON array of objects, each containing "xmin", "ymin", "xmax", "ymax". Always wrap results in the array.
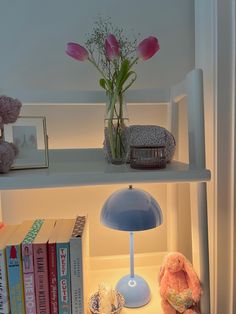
[{"xmin": 3, "ymin": 116, "xmax": 49, "ymax": 169}]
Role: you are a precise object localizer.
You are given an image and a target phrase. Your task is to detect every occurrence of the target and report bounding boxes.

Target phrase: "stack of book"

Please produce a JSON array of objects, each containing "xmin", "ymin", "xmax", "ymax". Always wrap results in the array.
[{"xmin": 0, "ymin": 216, "xmax": 89, "ymax": 314}]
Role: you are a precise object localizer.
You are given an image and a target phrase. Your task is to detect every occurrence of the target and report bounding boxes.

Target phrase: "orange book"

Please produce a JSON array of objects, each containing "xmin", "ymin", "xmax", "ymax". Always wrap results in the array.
[{"xmin": 6, "ymin": 220, "xmax": 35, "ymax": 314}]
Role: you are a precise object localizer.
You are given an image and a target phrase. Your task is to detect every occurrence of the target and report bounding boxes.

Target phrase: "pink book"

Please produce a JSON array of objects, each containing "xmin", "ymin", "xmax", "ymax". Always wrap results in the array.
[
  {"xmin": 48, "ymin": 242, "xmax": 59, "ymax": 314},
  {"xmin": 33, "ymin": 220, "xmax": 56, "ymax": 314}
]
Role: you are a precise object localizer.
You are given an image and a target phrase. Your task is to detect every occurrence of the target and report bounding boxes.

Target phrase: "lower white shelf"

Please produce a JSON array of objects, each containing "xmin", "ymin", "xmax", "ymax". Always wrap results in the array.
[{"xmin": 88, "ymin": 265, "xmax": 162, "ymax": 314}]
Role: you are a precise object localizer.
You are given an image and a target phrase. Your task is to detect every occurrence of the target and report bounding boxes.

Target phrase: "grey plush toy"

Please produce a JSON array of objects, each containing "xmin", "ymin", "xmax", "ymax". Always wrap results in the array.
[
  {"xmin": 0, "ymin": 95, "xmax": 22, "ymax": 173},
  {"xmin": 0, "ymin": 95, "xmax": 22, "ymax": 128},
  {"xmin": 0, "ymin": 140, "xmax": 18, "ymax": 173}
]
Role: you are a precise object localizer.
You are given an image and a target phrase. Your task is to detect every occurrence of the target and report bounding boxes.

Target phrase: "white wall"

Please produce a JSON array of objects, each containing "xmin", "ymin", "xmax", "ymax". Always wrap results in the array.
[
  {"xmin": 2, "ymin": 183, "xmax": 167, "ymax": 257},
  {"xmin": 0, "ymin": 0, "xmax": 194, "ymax": 259},
  {"xmin": 195, "ymin": 0, "xmax": 236, "ymax": 313},
  {"xmin": 19, "ymin": 103, "xmax": 168, "ymax": 149},
  {"xmin": 0, "ymin": 0, "xmax": 194, "ymax": 101}
]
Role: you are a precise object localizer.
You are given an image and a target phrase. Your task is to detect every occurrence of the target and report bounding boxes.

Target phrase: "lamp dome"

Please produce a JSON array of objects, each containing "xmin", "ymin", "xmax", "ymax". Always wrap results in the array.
[{"xmin": 100, "ymin": 186, "xmax": 163, "ymax": 231}]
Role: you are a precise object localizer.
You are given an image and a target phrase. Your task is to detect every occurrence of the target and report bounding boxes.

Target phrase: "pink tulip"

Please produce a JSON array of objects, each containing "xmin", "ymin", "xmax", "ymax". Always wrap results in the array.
[
  {"xmin": 105, "ymin": 34, "xmax": 120, "ymax": 61},
  {"xmin": 137, "ymin": 36, "xmax": 160, "ymax": 61},
  {"xmin": 66, "ymin": 42, "xmax": 89, "ymax": 61}
]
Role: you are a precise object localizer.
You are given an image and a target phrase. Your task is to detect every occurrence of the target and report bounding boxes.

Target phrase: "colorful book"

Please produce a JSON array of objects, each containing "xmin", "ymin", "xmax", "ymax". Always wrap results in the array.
[
  {"xmin": 22, "ymin": 219, "xmax": 44, "ymax": 314},
  {"xmin": 0, "ymin": 225, "xmax": 18, "ymax": 314},
  {"xmin": 56, "ymin": 219, "xmax": 76, "ymax": 314},
  {"xmin": 48, "ymin": 220, "xmax": 61, "ymax": 314},
  {"xmin": 6, "ymin": 220, "xmax": 34, "ymax": 314},
  {"xmin": 70, "ymin": 216, "xmax": 89, "ymax": 314},
  {"xmin": 33, "ymin": 219, "xmax": 56, "ymax": 314}
]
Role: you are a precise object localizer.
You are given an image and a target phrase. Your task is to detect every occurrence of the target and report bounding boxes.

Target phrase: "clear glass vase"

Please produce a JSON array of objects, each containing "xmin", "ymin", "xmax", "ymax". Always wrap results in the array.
[{"xmin": 104, "ymin": 92, "xmax": 129, "ymax": 164}]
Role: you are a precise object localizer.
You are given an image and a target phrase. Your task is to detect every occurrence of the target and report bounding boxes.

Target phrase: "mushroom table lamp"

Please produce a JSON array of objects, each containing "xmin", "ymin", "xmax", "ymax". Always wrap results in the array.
[{"xmin": 100, "ymin": 185, "xmax": 163, "ymax": 308}]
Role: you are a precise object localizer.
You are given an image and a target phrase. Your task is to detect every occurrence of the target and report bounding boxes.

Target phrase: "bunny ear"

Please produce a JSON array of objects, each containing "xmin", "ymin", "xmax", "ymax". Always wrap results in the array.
[
  {"xmin": 183, "ymin": 257, "xmax": 198, "ymax": 279},
  {"xmin": 159, "ymin": 265, "xmax": 165, "ymax": 284},
  {"xmin": 183, "ymin": 258, "xmax": 202, "ymax": 302}
]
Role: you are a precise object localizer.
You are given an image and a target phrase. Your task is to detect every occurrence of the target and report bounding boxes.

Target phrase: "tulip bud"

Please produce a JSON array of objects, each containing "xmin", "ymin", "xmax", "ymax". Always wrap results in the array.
[
  {"xmin": 66, "ymin": 42, "xmax": 89, "ymax": 61},
  {"xmin": 137, "ymin": 36, "xmax": 160, "ymax": 61},
  {"xmin": 105, "ymin": 33, "xmax": 120, "ymax": 61}
]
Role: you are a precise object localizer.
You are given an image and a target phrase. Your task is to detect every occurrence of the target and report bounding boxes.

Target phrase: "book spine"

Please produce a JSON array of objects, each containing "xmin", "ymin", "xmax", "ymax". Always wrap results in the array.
[
  {"xmin": 6, "ymin": 244, "xmax": 25, "ymax": 314},
  {"xmin": 70, "ymin": 238, "xmax": 83, "ymax": 314},
  {"xmin": 22, "ymin": 243, "xmax": 36, "ymax": 314},
  {"xmin": 48, "ymin": 243, "xmax": 59, "ymax": 314},
  {"xmin": 33, "ymin": 243, "xmax": 50, "ymax": 314},
  {"xmin": 57, "ymin": 243, "xmax": 71, "ymax": 314},
  {"xmin": 0, "ymin": 249, "xmax": 10, "ymax": 314}
]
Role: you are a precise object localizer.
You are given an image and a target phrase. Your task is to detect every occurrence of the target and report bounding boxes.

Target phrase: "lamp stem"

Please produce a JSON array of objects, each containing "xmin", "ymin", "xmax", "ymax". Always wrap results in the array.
[{"xmin": 130, "ymin": 232, "xmax": 134, "ymax": 278}]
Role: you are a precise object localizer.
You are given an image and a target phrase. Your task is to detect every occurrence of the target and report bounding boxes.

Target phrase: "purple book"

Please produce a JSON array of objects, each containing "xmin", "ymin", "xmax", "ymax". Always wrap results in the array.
[{"xmin": 33, "ymin": 220, "xmax": 56, "ymax": 314}]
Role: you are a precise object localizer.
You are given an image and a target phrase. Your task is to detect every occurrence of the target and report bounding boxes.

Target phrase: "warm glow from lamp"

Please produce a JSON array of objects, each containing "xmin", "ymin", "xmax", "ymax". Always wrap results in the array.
[{"xmin": 100, "ymin": 185, "xmax": 163, "ymax": 308}]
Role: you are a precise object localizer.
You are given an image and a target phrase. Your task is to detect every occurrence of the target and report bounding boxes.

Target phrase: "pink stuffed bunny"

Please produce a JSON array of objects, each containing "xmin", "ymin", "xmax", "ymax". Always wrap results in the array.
[{"xmin": 159, "ymin": 252, "xmax": 202, "ymax": 314}]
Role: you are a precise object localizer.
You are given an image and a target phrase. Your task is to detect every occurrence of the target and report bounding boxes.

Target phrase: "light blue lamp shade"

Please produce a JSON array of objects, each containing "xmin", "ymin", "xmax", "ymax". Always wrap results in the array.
[
  {"xmin": 100, "ymin": 186, "xmax": 163, "ymax": 231},
  {"xmin": 100, "ymin": 186, "xmax": 163, "ymax": 308}
]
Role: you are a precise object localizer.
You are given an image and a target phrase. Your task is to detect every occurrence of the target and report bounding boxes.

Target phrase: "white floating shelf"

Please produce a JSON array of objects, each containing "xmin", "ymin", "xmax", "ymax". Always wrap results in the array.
[{"xmin": 0, "ymin": 149, "xmax": 211, "ymax": 190}]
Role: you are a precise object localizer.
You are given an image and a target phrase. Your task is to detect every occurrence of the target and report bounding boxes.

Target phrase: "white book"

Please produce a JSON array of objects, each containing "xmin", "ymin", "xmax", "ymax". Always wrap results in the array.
[
  {"xmin": 0, "ymin": 225, "xmax": 18, "ymax": 314},
  {"xmin": 70, "ymin": 216, "xmax": 89, "ymax": 314}
]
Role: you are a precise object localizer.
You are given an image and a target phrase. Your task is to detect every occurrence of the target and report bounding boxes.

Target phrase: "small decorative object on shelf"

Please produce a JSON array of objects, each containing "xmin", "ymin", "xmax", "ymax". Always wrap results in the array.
[
  {"xmin": 159, "ymin": 252, "xmax": 201, "ymax": 314},
  {"xmin": 130, "ymin": 145, "xmax": 166, "ymax": 169},
  {"xmin": 128, "ymin": 125, "xmax": 176, "ymax": 163},
  {"xmin": 66, "ymin": 17, "xmax": 160, "ymax": 164},
  {"xmin": 89, "ymin": 282, "xmax": 125, "ymax": 314},
  {"xmin": 0, "ymin": 95, "xmax": 22, "ymax": 173}
]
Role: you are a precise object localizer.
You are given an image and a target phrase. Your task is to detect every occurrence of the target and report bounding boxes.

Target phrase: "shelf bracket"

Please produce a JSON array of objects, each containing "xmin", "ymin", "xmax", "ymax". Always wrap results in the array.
[
  {"xmin": 0, "ymin": 192, "xmax": 2, "ymax": 222},
  {"xmin": 190, "ymin": 182, "xmax": 210, "ymax": 314}
]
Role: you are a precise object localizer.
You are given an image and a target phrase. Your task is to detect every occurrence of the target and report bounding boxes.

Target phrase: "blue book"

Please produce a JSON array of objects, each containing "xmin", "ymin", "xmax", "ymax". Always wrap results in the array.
[
  {"xmin": 70, "ymin": 216, "xmax": 88, "ymax": 314},
  {"xmin": 56, "ymin": 219, "xmax": 75, "ymax": 314},
  {"xmin": 6, "ymin": 220, "xmax": 34, "ymax": 314}
]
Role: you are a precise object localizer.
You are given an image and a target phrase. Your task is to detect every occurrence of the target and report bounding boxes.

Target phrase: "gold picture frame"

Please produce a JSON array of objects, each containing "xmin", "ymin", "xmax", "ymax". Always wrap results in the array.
[{"xmin": 3, "ymin": 116, "xmax": 49, "ymax": 169}]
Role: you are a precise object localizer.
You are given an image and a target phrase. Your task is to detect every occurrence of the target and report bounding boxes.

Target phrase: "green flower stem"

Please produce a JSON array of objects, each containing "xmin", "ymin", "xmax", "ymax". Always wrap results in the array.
[
  {"xmin": 129, "ymin": 57, "xmax": 139, "ymax": 69},
  {"xmin": 117, "ymin": 93, "xmax": 124, "ymax": 157},
  {"xmin": 122, "ymin": 72, "xmax": 137, "ymax": 94},
  {"xmin": 88, "ymin": 58, "xmax": 122, "ymax": 159},
  {"xmin": 107, "ymin": 90, "xmax": 119, "ymax": 159},
  {"xmin": 118, "ymin": 93, "xmax": 123, "ymax": 120},
  {"xmin": 88, "ymin": 58, "xmax": 123, "ymax": 159},
  {"xmin": 88, "ymin": 56, "xmax": 135, "ymax": 161},
  {"xmin": 114, "ymin": 93, "xmax": 122, "ymax": 157},
  {"xmin": 88, "ymin": 58, "xmax": 111, "ymax": 92}
]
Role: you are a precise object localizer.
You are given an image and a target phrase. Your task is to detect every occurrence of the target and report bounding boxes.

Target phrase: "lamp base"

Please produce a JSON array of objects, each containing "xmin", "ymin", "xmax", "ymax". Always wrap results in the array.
[{"xmin": 116, "ymin": 274, "xmax": 151, "ymax": 308}]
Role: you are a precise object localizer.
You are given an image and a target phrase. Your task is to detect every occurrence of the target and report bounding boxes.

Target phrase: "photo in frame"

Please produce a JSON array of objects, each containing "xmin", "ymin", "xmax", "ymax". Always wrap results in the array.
[{"xmin": 3, "ymin": 116, "xmax": 49, "ymax": 169}]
